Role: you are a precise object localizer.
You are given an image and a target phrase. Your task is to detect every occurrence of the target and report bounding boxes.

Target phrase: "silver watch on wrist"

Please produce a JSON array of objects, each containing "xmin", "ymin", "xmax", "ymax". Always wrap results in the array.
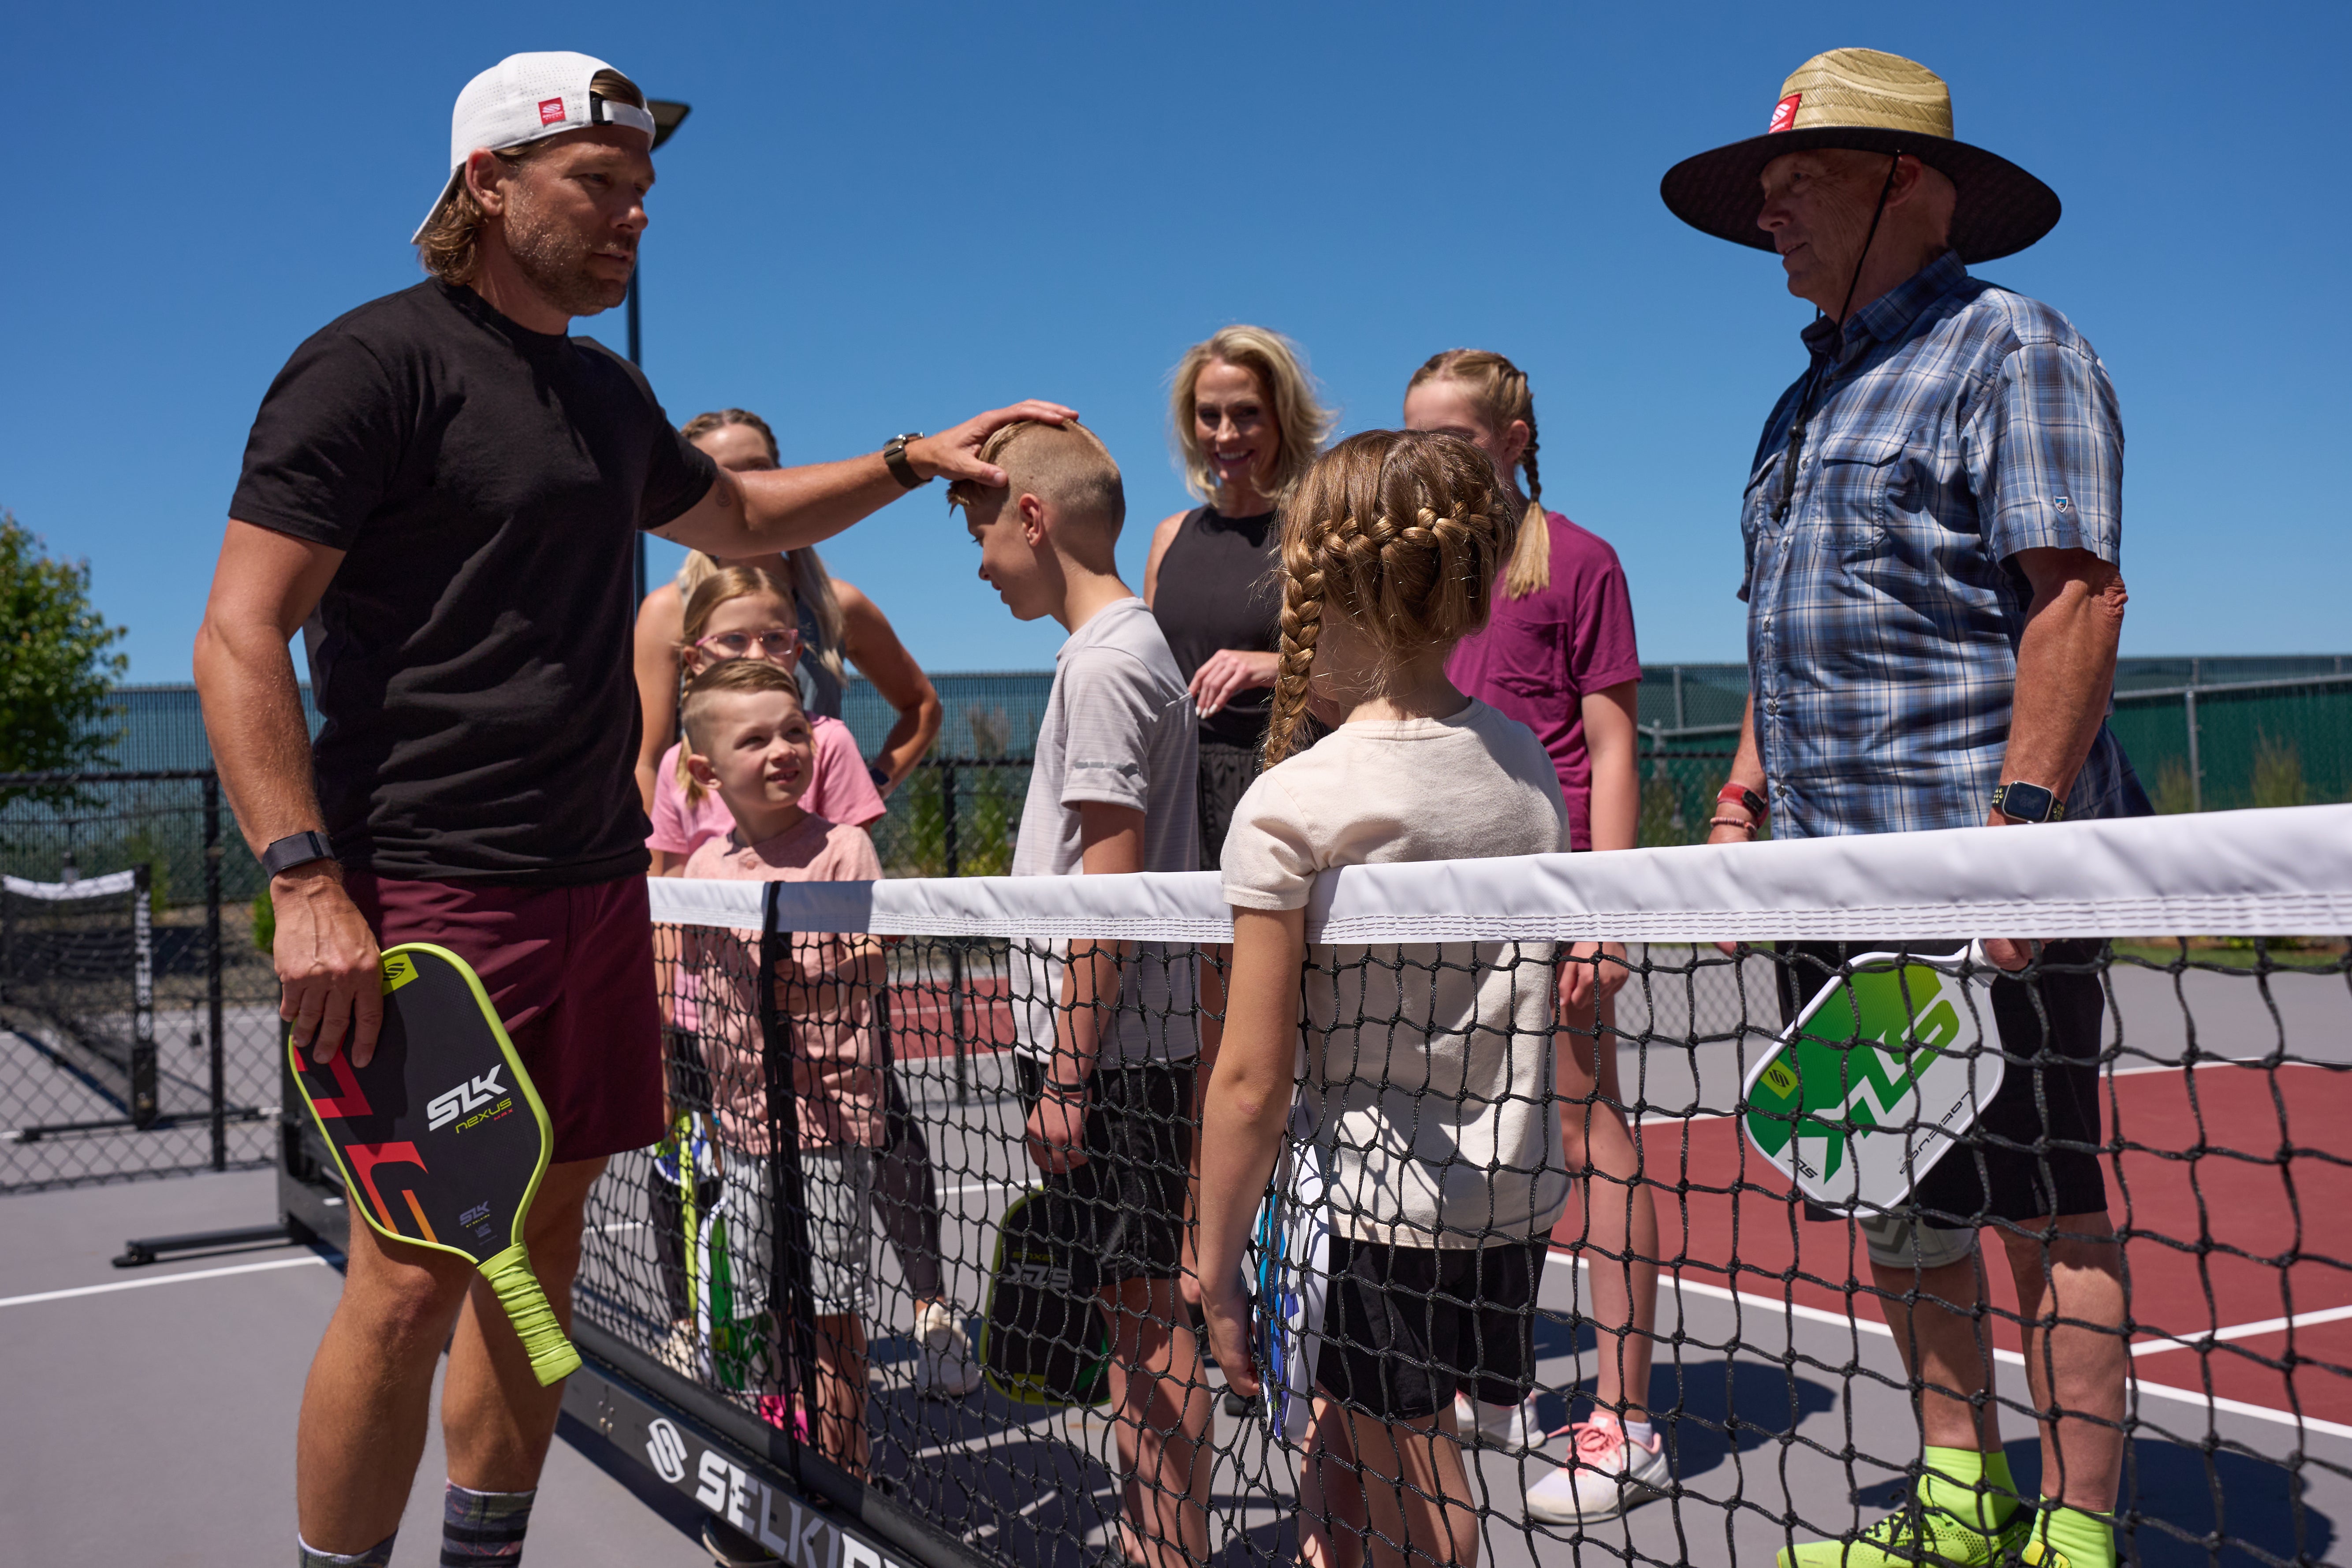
[
  {"xmin": 882, "ymin": 432, "xmax": 928, "ymax": 490},
  {"xmin": 1990, "ymin": 780, "xmax": 2064, "ymax": 823}
]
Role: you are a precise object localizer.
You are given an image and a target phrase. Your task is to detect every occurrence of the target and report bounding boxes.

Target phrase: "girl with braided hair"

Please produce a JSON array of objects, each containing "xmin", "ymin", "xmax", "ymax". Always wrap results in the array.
[
  {"xmin": 1197, "ymin": 431, "xmax": 1573, "ymax": 1568},
  {"xmin": 1405, "ymin": 350, "xmax": 1665, "ymax": 1521}
]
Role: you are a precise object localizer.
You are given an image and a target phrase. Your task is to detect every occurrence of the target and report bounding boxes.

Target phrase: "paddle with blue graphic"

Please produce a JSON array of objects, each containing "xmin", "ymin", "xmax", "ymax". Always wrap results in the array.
[
  {"xmin": 1249, "ymin": 1136, "xmax": 1329, "ymax": 1445},
  {"xmin": 1740, "ymin": 943, "xmax": 2005, "ymax": 1212},
  {"xmin": 287, "ymin": 942, "xmax": 581, "ymax": 1384}
]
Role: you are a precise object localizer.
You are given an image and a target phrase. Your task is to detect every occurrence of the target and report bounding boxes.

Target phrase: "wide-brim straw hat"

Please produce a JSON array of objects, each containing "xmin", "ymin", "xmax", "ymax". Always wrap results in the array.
[{"xmin": 1661, "ymin": 48, "xmax": 2060, "ymax": 264}]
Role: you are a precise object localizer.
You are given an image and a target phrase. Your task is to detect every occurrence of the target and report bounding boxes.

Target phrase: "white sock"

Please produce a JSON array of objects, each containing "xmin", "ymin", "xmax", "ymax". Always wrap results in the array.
[
  {"xmin": 1622, "ymin": 1417, "xmax": 1655, "ymax": 1448},
  {"xmin": 298, "ymin": 1533, "xmax": 396, "ymax": 1568}
]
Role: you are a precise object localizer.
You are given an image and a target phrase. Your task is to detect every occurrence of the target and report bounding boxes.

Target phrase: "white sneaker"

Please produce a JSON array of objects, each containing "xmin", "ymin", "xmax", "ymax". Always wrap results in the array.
[
  {"xmin": 1524, "ymin": 1412, "xmax": 1669, "ymax": 1523},
  {"xmin": 1450, "ymin": 1392, "xmax": 1541, "ymax": 1451},
  {"xmin": 913, "ymin": 1301, "xmax": 983, "ymax": 1398}
]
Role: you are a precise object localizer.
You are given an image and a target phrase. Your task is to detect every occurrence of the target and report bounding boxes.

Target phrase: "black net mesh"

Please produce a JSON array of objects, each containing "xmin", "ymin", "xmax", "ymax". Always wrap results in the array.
[
  {"xmin": 570, "ymin": 857, "xmax": 2352, "ymax": 1568},
  {"xmin": 0, "ymin": 773, "xmax": 279, "ymax": 1191},
  {"xmin": 0, "ymin": 871, "xmax": 159, "ymax": 1130}
]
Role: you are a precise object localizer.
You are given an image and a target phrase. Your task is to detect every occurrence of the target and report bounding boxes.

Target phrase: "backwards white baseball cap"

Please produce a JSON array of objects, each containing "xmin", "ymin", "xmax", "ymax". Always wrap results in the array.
[{"xmin": 412, "ymin": 51, "xmax": 656, "ymax": 243}]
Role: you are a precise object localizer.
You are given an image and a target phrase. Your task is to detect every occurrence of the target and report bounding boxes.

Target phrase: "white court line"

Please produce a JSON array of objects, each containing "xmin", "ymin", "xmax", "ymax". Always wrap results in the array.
[
  {"xmin": 962, "ymin": 1487, "xmax": 1061, "ymax": 1545},
  {"xmin": 2132, "ymin": 1302, "xmax": 2352, "ymax": 1356},
  {"xmin": 0, "ymin": 1254, "xmax": 327, "ymax": 1309},
  {"xmin": 1540, "ymin": 1251, "xmax": 2352, "ymax": 1444}
]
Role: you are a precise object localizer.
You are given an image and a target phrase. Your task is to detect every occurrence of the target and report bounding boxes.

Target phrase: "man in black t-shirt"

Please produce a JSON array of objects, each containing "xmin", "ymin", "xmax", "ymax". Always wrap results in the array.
[{"xmin": 194, "ymin": 51, "xmax": 1070, "ymax": 1568}]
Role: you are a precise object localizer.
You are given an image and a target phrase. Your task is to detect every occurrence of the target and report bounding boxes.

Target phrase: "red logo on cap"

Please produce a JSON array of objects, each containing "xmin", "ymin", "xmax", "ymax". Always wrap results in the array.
[
  {"xmin": 537, "ymin": 97, "xmax": 567, "ymax": 127},
  {"xmin": 1768, "ymin": 93, "xmax": 1802, "ymax": 134}
]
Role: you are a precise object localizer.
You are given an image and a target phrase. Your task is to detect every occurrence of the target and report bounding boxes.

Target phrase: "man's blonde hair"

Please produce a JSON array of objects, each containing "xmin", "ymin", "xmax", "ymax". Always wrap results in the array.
[
  {"xmin": 678, "ymin": 659, "xmax": 804, "ymax": 807},
  {"xmin": 946, "ymin": 419, "xmax": 1125, "ymax": 535},
  {"xmin": 1169, "ymin": 325, "xmax": 1334, "ymax": 508},
  {"xmin": 415, "ymin": 67, "xmax": 646, "ymax": 285}
]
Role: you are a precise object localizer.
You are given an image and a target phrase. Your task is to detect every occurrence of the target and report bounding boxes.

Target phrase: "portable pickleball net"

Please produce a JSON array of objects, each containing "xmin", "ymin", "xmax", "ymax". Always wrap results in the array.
[{"xmin": 563, "ymin": 802, "xmax": 2352, "ymax": 1568}]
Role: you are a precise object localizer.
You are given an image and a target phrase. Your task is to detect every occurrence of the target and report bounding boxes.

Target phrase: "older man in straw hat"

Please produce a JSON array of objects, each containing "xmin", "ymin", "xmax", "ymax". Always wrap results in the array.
[{"xmin": 1662, "ymin": 48, "xmax": 2147, "ymax": 1568}]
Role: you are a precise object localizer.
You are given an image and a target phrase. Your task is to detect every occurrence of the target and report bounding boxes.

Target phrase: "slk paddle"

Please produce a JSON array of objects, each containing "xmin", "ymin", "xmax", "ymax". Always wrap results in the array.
[{"xmin": 288, "ymin": 942, "xmax": 580, "ymax": 1384}]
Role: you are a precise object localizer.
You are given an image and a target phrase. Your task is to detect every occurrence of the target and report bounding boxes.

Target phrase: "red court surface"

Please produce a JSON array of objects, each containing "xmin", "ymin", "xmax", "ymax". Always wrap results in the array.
[
  {"xmin": 886, "ymin": 975, "xmax": 1021, "ymax": 1058},
  {"xmin": 1566, "ymin": 1061, "xmax": 2352, "ymax": 1428},
  {"xmin": 885, "ymin": 974, "xmax": 2352, "ymax": 1424}
]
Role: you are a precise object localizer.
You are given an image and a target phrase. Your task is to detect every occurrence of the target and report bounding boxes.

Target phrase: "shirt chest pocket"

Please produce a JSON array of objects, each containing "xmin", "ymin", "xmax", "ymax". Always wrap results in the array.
[{"xmin": 1805, "ymin": 427, "xmax": 1909, "ymax": 559}]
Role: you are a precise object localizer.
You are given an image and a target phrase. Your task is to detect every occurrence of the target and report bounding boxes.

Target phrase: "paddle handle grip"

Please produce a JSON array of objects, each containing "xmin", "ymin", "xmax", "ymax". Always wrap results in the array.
[{"xmin": 481, "ymin": 1242, "xmax": 582, "ymax": 1386}]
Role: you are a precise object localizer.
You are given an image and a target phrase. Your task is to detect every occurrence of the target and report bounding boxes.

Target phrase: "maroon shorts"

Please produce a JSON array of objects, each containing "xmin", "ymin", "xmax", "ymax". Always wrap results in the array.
[{"xmin": 345, "ymin": 872, "xmax": 663, "ymax": 1164}]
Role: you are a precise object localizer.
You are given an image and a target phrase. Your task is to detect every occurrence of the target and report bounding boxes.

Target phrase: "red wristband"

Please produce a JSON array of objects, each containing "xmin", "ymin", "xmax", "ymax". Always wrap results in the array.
[{"xmin": 1717, "ymin": 783, "xmax": 1768, "ymax": 819}]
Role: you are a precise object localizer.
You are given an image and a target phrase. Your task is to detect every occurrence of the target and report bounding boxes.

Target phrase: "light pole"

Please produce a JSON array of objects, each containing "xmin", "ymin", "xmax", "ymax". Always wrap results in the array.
[{"xmin": 630, "ymin": 99, "xmax": 693, "ymax": 606}]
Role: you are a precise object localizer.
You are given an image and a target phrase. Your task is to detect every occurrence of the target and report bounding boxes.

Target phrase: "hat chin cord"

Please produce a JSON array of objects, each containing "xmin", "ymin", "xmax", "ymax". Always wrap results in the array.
[
  {"xmin": 1831, "ymin": 151, "xmax": 1906, "ymax": 331},
  {"xmin": 1772, "ymin": 150, "xmax": 1904, "ymax": 525}
]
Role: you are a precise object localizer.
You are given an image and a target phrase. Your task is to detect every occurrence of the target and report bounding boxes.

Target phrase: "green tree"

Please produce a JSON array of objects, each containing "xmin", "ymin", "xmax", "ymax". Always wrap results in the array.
[{"xmin": 0, "ymin": 511, "xmax": 127, "ymax": 785}]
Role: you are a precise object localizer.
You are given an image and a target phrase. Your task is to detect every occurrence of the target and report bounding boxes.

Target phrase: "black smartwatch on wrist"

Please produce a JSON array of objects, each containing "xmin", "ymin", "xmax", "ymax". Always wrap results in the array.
[
  {"xmin": 1990, "ymin": 781, "xmax": 2065, "ymax": 823},
  {"xmin": 261, "ymin": 830, "xmax": 336, "ymax": 877},
  {"xmin": 867, "ymin": 763, "xmax": 893, "ymax": 793},
  {"xmin": 882, "ymin": 432, "xmax": 928, "ymax": 490}
]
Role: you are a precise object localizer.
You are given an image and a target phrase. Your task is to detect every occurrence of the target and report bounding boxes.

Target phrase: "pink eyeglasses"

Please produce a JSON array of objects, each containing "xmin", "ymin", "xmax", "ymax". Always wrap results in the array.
[{"xmin": 694, "ymin": 628, "xmax": 801, "ymax": 661}]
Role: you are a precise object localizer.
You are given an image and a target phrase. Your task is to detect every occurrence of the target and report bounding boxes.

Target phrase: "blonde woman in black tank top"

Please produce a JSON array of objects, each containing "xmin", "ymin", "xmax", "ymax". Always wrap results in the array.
[{"xmin": 1146, "ymin": 327, "xmax": 1334, "ymax": 871}]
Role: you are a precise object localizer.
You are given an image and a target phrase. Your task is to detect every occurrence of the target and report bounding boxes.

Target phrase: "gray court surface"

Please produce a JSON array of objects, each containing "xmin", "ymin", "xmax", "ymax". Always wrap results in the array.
[
  {"xmin": 0, "ymin": 1169, "xmax": 708, "ymax": 1566},
  {"xmin": 7, "ymin": 953, "xmax": 2345, "ymax": 1566}
]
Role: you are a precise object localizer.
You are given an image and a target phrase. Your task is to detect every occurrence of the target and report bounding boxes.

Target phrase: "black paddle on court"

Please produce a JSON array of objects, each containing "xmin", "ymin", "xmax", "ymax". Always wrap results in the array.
[{"xmin": 288, "ymin": 942, "xmax": 580, "ymax": 1384}]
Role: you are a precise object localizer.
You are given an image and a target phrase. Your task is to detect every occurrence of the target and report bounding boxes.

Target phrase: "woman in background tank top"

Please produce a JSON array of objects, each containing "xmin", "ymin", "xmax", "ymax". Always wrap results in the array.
[{"xmin": 1144, "ymin": 326, "xmax": 1334, "ymax": 870}]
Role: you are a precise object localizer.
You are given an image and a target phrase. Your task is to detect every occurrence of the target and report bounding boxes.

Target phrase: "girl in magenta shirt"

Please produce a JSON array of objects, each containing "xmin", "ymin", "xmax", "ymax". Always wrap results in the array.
[{"xmin": 1404, "ymin": 350, "xmax": 1665, "ymax": 1523}]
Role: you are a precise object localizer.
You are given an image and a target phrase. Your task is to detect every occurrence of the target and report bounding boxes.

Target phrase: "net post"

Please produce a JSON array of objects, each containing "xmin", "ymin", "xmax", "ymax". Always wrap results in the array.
[
  {"xmin": 941, "ymin": 760, "xmax": 972, "ymax": 1100},
  {"xmin": 204, "ymin": 774, "xmax": 227, "ymax": 1171},
  {"xmin": 757, "ymin": 880, "xmax": 821, "ymax": 1488},
  {"xmin": 947, "ymin": 942, "xmax": 970, "ymax": 1104},
  {"xmin": 130, "ymin": 864, "xmax": 157, "ymax": 1130}
]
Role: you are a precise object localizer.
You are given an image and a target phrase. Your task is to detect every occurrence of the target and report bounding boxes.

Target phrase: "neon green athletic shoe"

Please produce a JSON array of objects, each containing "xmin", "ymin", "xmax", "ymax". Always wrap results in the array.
[
  {"xmin": 1776, "ymin": 1502, "xmax": 2028, "ymax": 1568},
  {"xmin": 2018, "ymin": 1512, "xmax": 2117, "ymax": 1568}
]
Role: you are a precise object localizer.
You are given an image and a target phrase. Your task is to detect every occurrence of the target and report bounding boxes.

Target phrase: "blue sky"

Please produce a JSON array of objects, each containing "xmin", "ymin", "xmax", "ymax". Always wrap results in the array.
[{"xmin": 4, "ymin": 1, "xmax": 2345, "ymax": 681}]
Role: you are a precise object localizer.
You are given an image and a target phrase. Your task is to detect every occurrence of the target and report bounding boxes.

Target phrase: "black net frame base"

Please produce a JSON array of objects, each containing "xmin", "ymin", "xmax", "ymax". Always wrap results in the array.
[{"xmin": 568, "ymin": 1317, "xmax": 990, "ymax": 1568}]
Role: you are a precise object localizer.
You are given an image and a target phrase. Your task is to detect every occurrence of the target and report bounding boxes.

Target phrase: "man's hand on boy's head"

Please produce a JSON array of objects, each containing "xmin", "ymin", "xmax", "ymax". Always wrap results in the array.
[{"xmin": 912, "ymin": 400, "xmax": 1078, "ymax": 487}]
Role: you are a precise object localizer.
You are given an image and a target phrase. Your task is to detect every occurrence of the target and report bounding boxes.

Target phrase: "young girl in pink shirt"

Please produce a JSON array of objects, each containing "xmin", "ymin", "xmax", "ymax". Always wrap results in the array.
[
  {"xmin": 646, "ymin": 566, "xmax": 885, "ymax": 874},
  {"xmin": 677, "ymin": 658, "xmax": 885, "ymax": 1475}
]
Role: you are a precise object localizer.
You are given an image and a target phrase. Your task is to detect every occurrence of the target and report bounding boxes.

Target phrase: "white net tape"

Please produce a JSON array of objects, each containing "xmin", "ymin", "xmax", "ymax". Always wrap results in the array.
[{"xmin": 646, "ymin": 801, "xmax": 2352, "ymax": 941}]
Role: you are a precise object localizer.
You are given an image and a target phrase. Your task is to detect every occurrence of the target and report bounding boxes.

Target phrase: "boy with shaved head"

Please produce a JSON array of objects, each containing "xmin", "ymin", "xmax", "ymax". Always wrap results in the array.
[{"xmin": 952, "ymin": 422, "xmax": 1210, "ymax": 1568}]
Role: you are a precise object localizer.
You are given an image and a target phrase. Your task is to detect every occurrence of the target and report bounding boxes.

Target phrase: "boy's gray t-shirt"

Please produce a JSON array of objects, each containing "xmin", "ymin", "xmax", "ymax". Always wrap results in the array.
[{"xmin": 1010, "ymin": 597, "xmax": 1202, "ymax": 1064}]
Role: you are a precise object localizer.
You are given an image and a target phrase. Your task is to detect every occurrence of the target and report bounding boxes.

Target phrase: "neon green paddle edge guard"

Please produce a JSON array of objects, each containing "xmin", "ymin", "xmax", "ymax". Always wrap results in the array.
[{"xmin": 481, "ymin": 1242, "xmax": 581, "ymax": 1386}]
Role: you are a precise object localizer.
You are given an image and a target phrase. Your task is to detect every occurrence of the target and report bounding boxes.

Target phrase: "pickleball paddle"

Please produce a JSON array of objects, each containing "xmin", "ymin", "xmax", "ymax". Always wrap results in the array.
[
  {"xmin": 1740, "ymin": 942, "xmax": 2005, "ymax": 1212},
  {"xmin": 1250, "ymin": 1107, "xmax": 1329, "ymax": 1445},
  {"xmin": 979, "ymin": 1186, "xmax": 1109, "ymax": 1407},
  {"xmin": 288, "ymin": 942, "xmax": 581, "ymax": 1385}
]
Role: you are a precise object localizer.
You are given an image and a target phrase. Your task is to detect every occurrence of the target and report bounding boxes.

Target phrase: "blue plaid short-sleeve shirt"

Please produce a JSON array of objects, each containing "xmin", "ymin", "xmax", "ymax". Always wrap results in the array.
[{"xmin": 1740, "ymin": 250, "xmax": 2137, "ymax": 838}]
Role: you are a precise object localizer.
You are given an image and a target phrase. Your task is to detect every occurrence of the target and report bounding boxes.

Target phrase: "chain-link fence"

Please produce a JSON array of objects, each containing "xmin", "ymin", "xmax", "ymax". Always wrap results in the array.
[
  {"xmin": 0, "ymin": 771, "xmax": 281, "ymax": 1192},
  {"xmin": 2111, "ymin": 671, "xmax": 2352, "ymax": 813}
]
